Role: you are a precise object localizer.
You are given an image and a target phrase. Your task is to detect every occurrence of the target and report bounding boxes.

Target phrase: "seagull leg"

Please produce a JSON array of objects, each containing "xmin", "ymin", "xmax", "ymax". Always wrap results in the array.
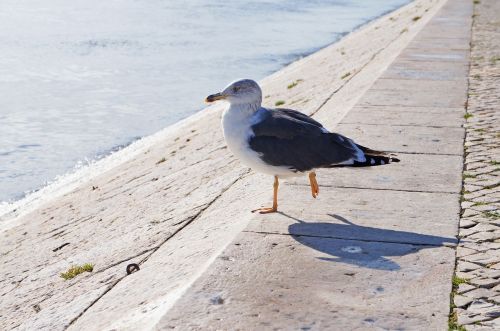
[
  {"xmin": 308, "ymin": 172, "xmax": 319, "ymax": 198},
  {"xmin": 252, "ymin": 176, "xmax": 279, "ymax": 214}
]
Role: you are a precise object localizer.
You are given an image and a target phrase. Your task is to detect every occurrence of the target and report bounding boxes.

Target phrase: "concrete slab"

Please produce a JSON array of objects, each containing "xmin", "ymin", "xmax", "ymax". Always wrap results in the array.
[
  {"xmin": 399, "ymin": 47, "xmax": 470, "ymax": 63},
  {"xmin": 357, "ymin": 84, "xmax": 466, "ymax": 108},
  {"xmin": 335, "ymin": 123, "xmax": 464, "ymax": 155},
  {"xmin": 416, "ymin": 27, "xmax": 473, "ymax": 41},
  {"xmin": 157, "ymin": 232, "xmax": 455, "ymax": 330},
  {"xmin": 370, "ymin": 77, "xmax": 467, "ymax": 94},
  {"xmin": 247, "ymin": 186, "xmax": 459, "ymax": 246},
  {"xmin": 381, "ymin": 60, "xmax": 469, "ymax": 81},
  {"xmin": 342, "ymin": 106, "xmax": 464, "ymax": 127},
  {"xmin": 410, "ymin": 37, "xmax": 471, "ymax": 51},
  {"xmin": 289, "ymin": 153, "xmax": 463, "ymax": 194}
]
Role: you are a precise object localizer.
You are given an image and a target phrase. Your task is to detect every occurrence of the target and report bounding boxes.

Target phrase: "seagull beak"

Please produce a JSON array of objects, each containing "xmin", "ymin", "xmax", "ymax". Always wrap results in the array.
[{"xmin": 205, "ymin": 92, "xmax": 226, "ymax": 103}]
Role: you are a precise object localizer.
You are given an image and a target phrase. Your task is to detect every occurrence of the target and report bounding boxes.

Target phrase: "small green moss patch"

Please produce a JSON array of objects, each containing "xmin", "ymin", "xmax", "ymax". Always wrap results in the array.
[
  {"xmin": 412, "ymin": 16, "xmax": 421, "ymax": 21},
  {"xmin": 287, "ymin": 79, "xmax": 304, "ymax": 89},
  {"xmin": 452, "ymin": 276, "xmax": 469, "ymax": 287},
  {"xmin": 156, "ymin": 157, "xmax": 166, "ymax": 165},
  {"xmin": 473, "ymin": 0, "xmax": 480, "ymax": 4},
  {"xmin": 275, "ymin": 100, "xmax": 285, "ymax": 106},
  {"xmin": 463, "ymin": 173, "xmax": 476, "ymax": 179},
  {"xmin": 61, "ymin": 263, "xmax": 94, "ymax": 280},
  {"xmin": 464, "ymin": 113, "xmax": 473, "ymax": 120},
  {"xmin": 341, "ymin": 72, "xmax": 351, "ymax": 79},
  {"xmin": 448, "ymin": 311, "xmax": 467, "ymax": 331}
]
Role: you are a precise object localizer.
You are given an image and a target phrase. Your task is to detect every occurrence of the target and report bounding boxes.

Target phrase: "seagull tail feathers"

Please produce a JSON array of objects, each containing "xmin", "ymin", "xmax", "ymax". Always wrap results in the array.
[{"xmin": 351, "ymin": 144, "xmax": 399, "ymax": 167}]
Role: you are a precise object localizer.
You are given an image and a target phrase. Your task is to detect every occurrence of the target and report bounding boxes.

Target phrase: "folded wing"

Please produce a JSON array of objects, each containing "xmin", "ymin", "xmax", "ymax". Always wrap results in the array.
[{"xmin": 249, "ymin": 108, "xmax": 364, "ymax": 172}]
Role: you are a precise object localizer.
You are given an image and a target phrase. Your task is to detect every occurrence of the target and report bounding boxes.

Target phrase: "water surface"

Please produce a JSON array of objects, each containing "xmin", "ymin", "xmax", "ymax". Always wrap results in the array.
[{"xmin": 0, "ymin": 0, "xmax": 410, "ymax": 203}]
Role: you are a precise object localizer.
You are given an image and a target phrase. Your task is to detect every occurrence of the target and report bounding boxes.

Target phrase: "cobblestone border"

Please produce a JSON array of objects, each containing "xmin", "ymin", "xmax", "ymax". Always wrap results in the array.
[{"xmin": 451, "ymin": 0, "xmax": 500, "ymax": 330}]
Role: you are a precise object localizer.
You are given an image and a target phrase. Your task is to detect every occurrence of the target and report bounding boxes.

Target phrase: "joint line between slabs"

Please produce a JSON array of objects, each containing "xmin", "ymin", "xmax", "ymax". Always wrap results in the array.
[
  {"xmin": 388, "ymin": 150, "xmax": 463, "ymax": 156},
  {"xmin": 243, "ymin": 230, "xmax": 457, "ymax": 248},
  {"xmin": 359, "ymin": 102, "xmax": 466, "ymax": 108},
  {"xmin": 287, "ymin": 183, "xmax": 459, "ymax": 195},
  {"xmin": 339, "ymin": 122, "xmax": 464, "ymax": 129}
]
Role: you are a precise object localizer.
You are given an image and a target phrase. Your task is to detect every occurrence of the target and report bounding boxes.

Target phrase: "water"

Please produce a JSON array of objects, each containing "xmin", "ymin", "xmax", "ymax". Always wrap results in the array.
[{"xmin": 0, "ymin": 0, "xmax": 410, "ymax": 203}]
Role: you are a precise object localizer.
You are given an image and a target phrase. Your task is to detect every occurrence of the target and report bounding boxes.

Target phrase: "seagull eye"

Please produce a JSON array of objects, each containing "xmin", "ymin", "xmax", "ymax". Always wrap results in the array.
[{"xmin": 232, "ymin": 87, "xmax": 240, "ymax": 93}]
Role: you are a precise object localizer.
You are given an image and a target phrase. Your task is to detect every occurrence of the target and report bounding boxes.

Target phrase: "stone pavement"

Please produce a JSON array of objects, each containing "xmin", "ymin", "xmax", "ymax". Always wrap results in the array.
[
  {"xmin": 1, "ymin": 0, "xmax": 447, "ymax": 329},
  {"xmin": 452, "ymin": 0, "xmax": 500, "ymax": 329},
  {"xmin": 0, "ymin": 0, "xmax": 485, "ymax": 329},
  {"xmin": 156, "ymin": 0, "xmax": 473, "ymax": 329}
]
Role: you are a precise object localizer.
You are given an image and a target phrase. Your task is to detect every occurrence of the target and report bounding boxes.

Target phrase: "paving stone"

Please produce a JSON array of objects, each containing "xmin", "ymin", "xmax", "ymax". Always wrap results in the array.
[
  {"xmin": 467, "ymin": 231, "xmax": 500, "ymax": 243},
  {"xmin": 457, "ymin": 246, "xmax": 478, "ymax": 258},
  {"xmin": 458, "ymin": 312, "xmax": 495, "ymax": 326},
  {"xmin": 460, "ymin": 223, "xmax": 499, "ymax": 237},
  {"xmin": 460, "ymin": 218, "xmax": 478, "ymax": 229},
  {"xmin": 457, "ymin": 261, "xmax": 483, "ymax": 273},
  {"xmin": 468, "ymin": 267, "xmax": 500, "ymax": 280},
  {"xmin": 463, "ymin": 288, "xmax": 499, "ymax": 300},
  {"xmin": 462, "ymin": 201, "xmax": 475, "ymax": 209},
  {"xmin": 461, "ymin": 242, "xmax": 500, "ymax": 253},
  {"xmin": 469, "ymin": 278, "xmax": 500, "ymax": 289},
  {"xmin": 466, "ymin": 323, "xmax": 500, "ymax": 331},
  {"xmin": 471, "ymin": 204, "xmax": 499, "ymax": 212},
  {"xmin": 467, "ymin": 299, "xmax": 500, "ymax": 317},
  {"xmin": 455, "ymin": 295, "xmax": 474, "ymax": 308},
  {"xmin": 456, "ymin": 271, "xmax": 477, "ymax": 280},
  {"xmin": 463, "ymin": 209, "xmax": 481, "ymax": 217},
  {"xmin": 463, "ymin": 252, "xmax": 500, "ymax": 268},
  {"xmin": 458, "ymin": 283, "xmax": 476, "ymax": 294}
]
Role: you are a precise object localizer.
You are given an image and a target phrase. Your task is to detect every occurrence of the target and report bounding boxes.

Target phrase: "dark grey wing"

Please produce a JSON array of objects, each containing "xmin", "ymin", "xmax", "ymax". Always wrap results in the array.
[{"xmin": 249, "ymin": 109, "xmax": 362, "ymax": 172}]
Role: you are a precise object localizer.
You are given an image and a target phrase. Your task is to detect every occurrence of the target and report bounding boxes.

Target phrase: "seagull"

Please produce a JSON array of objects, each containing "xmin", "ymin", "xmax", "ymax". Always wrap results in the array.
[{"xmin": 205, "ymin": 79, "xmax": 399, "ymax": 214}]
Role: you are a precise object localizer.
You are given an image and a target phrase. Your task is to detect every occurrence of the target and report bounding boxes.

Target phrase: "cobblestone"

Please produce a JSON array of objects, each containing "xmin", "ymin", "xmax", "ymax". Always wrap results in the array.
[{"xmin": 454, "ymin": 0, "xmax": 500, "ymax": 328}]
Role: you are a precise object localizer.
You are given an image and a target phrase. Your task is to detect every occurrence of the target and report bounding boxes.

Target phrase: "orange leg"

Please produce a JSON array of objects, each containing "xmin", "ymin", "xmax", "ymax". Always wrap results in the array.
[
  {"xmin": 252, "ymin": 176, "xmax": 279, "ymax": 214},
  {"xmin": 308, "ymin": 172, "xmax": 319, "ymax": 198}
]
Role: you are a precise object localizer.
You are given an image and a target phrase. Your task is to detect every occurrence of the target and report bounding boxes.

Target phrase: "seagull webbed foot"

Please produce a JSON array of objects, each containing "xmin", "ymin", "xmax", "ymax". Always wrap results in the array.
[{"xmin": 252, "ymin": 207, "xmax": 278, "ymax": 214}]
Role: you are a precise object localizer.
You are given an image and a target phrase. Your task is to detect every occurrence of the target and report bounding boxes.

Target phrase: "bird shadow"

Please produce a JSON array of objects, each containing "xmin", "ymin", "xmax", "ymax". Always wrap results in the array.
[{"xmin": 279, "ymin": 212, "xmax": 456, "ymax": 271}]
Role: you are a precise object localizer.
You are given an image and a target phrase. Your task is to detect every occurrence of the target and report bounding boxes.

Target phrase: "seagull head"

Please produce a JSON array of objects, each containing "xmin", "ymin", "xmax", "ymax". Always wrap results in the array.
[{"xmin": 205, "ymin": 79, "xmax": 262, "ymax": 107}]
